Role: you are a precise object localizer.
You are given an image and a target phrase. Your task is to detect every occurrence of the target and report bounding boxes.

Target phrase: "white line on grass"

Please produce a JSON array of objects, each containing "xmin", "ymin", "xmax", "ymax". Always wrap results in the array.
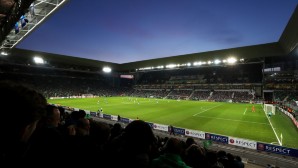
[
  {"xmin": 193, "ymin": 104, "xmax": 223, "ymax": 116},
  {"xmin": 194, "ymin": 115, "xmax": 270, "ymax": 125},
  {"xmin": 261, "ymin": 104, "xmax": 282, "ymax": 145},
  {"xmin": 243, "ymin": 107, "xmax": 247, "ymax": 115}
]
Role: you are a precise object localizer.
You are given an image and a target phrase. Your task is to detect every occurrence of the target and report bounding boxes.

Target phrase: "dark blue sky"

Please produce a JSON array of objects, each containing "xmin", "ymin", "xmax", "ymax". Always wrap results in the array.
[{"xmin": 16, "ymin": 0, "xmax": 298, "ymax": 64}]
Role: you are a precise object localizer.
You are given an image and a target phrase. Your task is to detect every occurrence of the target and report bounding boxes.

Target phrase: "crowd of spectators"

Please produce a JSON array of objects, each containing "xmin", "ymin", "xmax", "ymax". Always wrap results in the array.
[{"xmin": 0, "ymin": 80, "xmax": 246, "ymax": 167}]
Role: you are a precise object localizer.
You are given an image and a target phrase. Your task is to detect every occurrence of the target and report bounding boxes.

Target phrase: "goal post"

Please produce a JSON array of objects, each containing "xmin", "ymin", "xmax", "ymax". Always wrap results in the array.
[{"xmin": 264, "ymin": 104, "xmax": 276, "ymax": 115}]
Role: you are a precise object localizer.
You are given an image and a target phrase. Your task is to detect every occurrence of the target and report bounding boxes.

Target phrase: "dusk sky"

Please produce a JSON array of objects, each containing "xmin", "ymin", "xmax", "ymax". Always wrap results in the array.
[{"xmin": 16, "ymin": 0, "xmax": 297, "ymax": 64}]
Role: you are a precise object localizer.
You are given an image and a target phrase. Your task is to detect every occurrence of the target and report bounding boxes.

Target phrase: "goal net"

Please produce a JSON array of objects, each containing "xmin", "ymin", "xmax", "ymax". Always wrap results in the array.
[{"xmin": 263, "ymin": 104, "xmax": 276, "ymax": 115}]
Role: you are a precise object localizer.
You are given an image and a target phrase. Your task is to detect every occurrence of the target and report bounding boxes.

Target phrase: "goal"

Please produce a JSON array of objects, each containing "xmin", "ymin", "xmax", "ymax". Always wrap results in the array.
[{"xmin": 263, "ymin": 104, "xmax": 276, "ymax": 115}]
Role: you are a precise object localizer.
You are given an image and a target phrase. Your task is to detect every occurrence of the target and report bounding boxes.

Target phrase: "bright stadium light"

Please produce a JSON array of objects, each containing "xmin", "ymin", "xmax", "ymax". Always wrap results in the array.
[
  {"xmin": 227, "ymin": 57, "xmax": 237, "ymax": 64},
  {"xmin": 214, "ymin": 59, "xmax": 221, "ymax": 64},
  {"xmin": 193, "ymin": 62, "xmax": 199, "ymax": 66},
  {"xmin": 1, "ymin": 51, "xmax": 8, "ymax": 56},
  {"xmin": 166, "ymin": 64, "xmax": 176, "ymax": 68},
  {"xmin": 103, "ymin": 67, "xmax": 112, "ymax": 73},
  {"xmin": 33, "ymin": 57, "xmax": 44, "ymax": 64}
]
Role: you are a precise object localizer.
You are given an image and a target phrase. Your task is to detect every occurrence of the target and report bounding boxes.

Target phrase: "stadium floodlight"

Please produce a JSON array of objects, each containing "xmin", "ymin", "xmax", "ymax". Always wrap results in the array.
[
  {"xmin": 139, "ymin": 67, "xmax": 152, "ymax": 70},
  {"xmin": 227, "ymin": 57, "xmax": 237, "ymax": 64},
  {"xmin": 166, "ymin": 64, "xmax": 176, "ymax": 68},
  {"xmin": 214, "ymin": 59, "xmax": 221, "ymax": 64},
  {"xmin": 193, "ymin": 62, "xmax": 201, "ymax": 66},
  {"xmin": 187, "ymin": 63, "xmax": 191, "ymax": 66},
  {"xmin": 33, "ymin": 57, "xmax": 44, "ymax": 64},
  {"xmin": 1, "ymin": 51, "xmax": 8, "ymax": 56},
  {"xmin": 103, "ymin": 67, "xmax": 112, "ymax": 73}
]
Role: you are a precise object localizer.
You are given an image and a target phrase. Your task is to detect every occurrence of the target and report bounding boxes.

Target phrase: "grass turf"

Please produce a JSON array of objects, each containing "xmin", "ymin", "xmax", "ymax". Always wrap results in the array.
[{"xmin": 48, "ymin": 97, "xmax": 298, "ymax": 149}]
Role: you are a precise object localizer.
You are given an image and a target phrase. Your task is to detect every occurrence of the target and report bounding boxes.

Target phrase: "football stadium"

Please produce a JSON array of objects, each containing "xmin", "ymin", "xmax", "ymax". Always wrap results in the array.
[{"xmin": 1, "ymin": 1, "xmax": 298, "ymax": 168}]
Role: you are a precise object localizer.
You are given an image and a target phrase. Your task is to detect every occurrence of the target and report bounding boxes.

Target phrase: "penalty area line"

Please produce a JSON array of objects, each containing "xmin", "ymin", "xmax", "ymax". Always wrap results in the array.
[
  {"xmin": 243, "ymin": 108, "xmax": 247, "ymax": 115},
  {"xmin": 261, "ymin": 104, "xmax": 282, "ymax": 146},
  {"xmin": 193, "ymin": 104, "xmax": 223, "ymax": 116}
]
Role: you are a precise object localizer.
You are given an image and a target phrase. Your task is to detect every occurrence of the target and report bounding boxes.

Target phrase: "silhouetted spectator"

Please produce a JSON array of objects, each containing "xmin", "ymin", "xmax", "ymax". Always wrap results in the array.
[
  {"xmin": 150, "ymin": 137, "xmax": 190, "ymax": 168},
  {"xmin": 106, "ymin": 120, "xmax": 156, "ymax": 168},
  {"xmin": 26, "ymin": 104, "xmax": 68, "ymax": 166},
  {"xmin": 185, "ymin": 137, "xmax": 197, "ymax": 148},
  {"xmin": 235, "ymin": 155, "xmax": 245, "ymax": 168},
  {"xmin": 0, "ymin": 80, "xmax": 47, "ymax": 165},
  {"xmin": 185, "ymin": 144, "xmax": 207, "ymax": 168}
]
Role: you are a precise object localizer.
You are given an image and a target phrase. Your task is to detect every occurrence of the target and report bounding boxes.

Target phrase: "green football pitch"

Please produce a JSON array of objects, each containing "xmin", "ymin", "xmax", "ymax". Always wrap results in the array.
[{"xmin": 48, "ymin": 97, "xmax": 298, "ymax": 149}]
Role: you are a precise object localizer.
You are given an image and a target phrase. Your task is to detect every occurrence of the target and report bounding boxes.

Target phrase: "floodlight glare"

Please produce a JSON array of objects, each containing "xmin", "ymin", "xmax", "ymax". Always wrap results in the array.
[
  {"xmin": 33, "ymin": 57, "xmax": 44, "ymax": 64},
  {"xmin": 227, "ymin": 57, "xmax": 237, "ymax": 64},
  {"xmin": 166, "ymin": 64, "xmax": 176, "ymax": 68},
  {"xmin": 103, "ymin": 67, "xmax": 112, "ymax": 73},
  {"xmin": 1, "ymin": 51, "xmax": 8, "ymax": 56},
  {"xmin": 214, "ymin": 59, "xmax": 221, "ymax": 64}
]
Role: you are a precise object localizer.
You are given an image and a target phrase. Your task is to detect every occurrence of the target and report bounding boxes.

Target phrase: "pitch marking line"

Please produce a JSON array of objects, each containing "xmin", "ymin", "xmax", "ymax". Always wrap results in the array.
[
  {"xmin": 243, "ymin": 107, "xmax": 247, "ymax": 115},
  {"xmin": 261, "ymin": 104, "xmax": 282, "ymax": 145},
  {"xmin": 194, "ymin": 115, "xmax": 270, "ymax": 125},
  {"xmin": 193, "ymin": 104, "xmax": 224, "ymax": 116}
]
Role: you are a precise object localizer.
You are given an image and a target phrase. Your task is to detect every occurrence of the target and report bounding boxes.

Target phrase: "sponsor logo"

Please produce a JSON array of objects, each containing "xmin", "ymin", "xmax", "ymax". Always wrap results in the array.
[
  {"xmin": 210, "ymin": 135, "xmax": 228, "ymax": 143},
  {"xmin": 235, "ymin": 140, "xmax": 256, "ymax": 148},
  {"xmin": 121, "ymin": 118, "xmax": 130, "ymax": 123},
  {"xmin": 230, "ymin": 139, "xmax": 235, "ymax": 144},
  {"xmin": 206, "ymin": 133, "xmax": 210, "ymax": 139},
  {"xmin": 186, "ymin": 131, "xmax": 204, "ymax": 138},
  {"xmin": 103, "ymin": 114, "xmax": 111, "ymax": 119},
  {"xmin": 174, "ymin": 128, "xmax": 185, "ymax": 135},
  {"xmin": 258, "ymin": 143, "xmax": 264, "ymax": 151},
  {"xmin": 265, "ymin": 145, "xmax": 291, "ymax": 155}
]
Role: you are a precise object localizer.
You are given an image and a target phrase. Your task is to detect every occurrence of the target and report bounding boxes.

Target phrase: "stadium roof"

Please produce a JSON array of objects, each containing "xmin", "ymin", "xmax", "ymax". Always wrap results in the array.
[
  {"xmin": 0, "ymin": 0, "xmax": 67, "ymax": 49},
  {"xmin": 0, "ymin": 0, "xmax": 35, "ymax": 44}
]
